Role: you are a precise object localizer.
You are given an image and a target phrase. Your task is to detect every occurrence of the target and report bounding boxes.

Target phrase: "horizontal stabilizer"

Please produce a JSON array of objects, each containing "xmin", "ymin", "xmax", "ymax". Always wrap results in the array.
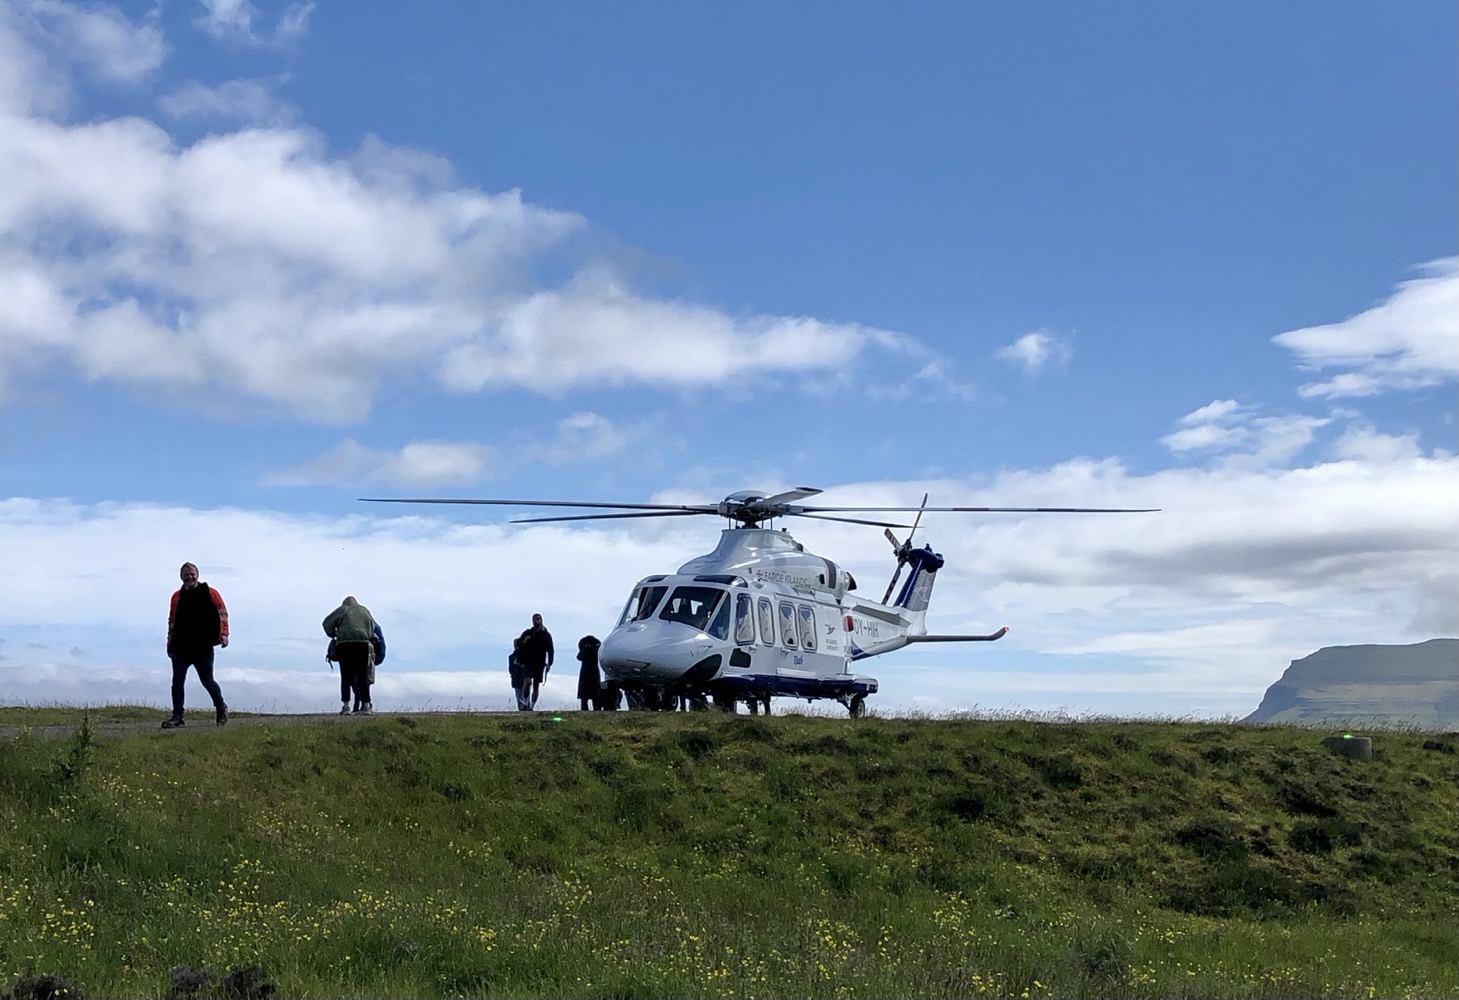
[
  {"xmin": 849, "ymin": 602, "xmax": 909, "ymax": 625},
  {"xmin": 905, "ymin": 627, "xmax": 1010, "ymax": 643}
]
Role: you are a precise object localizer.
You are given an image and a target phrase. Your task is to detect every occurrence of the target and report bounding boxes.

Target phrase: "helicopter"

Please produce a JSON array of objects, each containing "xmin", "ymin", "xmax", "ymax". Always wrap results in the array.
[{"xmin": 364, "ymin": 487, "xmax": 1155, "ymax": 716}]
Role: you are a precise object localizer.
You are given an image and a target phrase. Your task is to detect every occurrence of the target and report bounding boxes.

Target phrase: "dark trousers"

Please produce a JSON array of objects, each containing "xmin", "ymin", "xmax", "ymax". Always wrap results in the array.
[
  {"xmin": 337, "ymin": 642, "xmax": 371, "ymax": 707},
  {"xmin": 170, "ymin": 646, "xmax": 225, "ymax": 716}
]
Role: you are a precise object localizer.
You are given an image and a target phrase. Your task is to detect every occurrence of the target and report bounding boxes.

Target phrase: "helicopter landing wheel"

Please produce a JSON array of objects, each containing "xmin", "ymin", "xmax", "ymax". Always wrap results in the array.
[{"xmin": 847, "ymin": 695, "xmax": 866, "ymax": 719}]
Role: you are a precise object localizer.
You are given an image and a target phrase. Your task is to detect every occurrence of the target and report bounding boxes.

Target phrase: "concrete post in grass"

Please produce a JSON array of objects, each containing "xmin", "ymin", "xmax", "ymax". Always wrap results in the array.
[{"xmin": 1322, "ymin": 734, "xmax": 1373, "ymax": 760}]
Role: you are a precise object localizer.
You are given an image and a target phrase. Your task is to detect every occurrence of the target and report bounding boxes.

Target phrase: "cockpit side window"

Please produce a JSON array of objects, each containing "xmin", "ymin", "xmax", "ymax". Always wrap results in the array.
[
  {"xmin": 735, "ymin": 593, "xmax": 755, "ymax": 644},
  {"xmin": 798, "ymin": 605, "xmax": 817, "ymax": 651},
  {"xmin": 757, "ymin": 597, "xmax": 775, "ymax": 644},
  {"xmin": 708, "ymin": 596, "xmax": 731, "ymax": 641},
  {"xmin": 617, "ymin": 585, "xmax": 667, "ymax": 627},
  {"xmin": 778, "ymin": 601, "xmax": 798, "ymax": 648}
]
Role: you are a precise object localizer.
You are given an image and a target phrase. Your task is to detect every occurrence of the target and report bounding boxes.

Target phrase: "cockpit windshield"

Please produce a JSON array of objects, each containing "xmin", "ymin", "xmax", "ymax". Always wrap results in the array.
[
  {"xmin": 657, "ymin": 586, "xmax": 730, "ymax": 640},
  {"xmin": 617, "ymin": 584, "xmax": 668, "ymax": 627}
]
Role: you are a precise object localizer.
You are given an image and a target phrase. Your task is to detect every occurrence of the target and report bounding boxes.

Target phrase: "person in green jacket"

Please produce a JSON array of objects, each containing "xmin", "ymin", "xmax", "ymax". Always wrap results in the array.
[{"xmin": 324, "ymin": 596, "xmax": 376, "ymax": 714}]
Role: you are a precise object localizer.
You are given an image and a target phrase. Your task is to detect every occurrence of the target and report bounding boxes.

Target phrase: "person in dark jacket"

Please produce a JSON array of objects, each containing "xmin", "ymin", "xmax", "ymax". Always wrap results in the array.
[
  {"xmin": 324, "ymin": 596, "xmax": 377, "ymax": 714},
  {"xmin": 515, "ymin": 613, "xmax": 554, "ymax": 710},
  {"xmin": 161, "ymin": 561, "xmax": 229, "ymax": 729},
  {"xmin": 576, "ymin": 635, "xmax": 601, "ymax": 711},
  {"xmin": 509, "ymin": 636, "xmax": 530, "ymax": 710},
  {"xmin": 331, "ymin": 621, "xmax": 386, "ymax": 712}
]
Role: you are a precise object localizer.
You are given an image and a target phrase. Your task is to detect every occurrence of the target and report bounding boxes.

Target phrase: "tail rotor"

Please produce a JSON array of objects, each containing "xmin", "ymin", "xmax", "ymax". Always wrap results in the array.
[{"xmin": 881, "ymin": 492, "xmax": 928, "ymax": 603}]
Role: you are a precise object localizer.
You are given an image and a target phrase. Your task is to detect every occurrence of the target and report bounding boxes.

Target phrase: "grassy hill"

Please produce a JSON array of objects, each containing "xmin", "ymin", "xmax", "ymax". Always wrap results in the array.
[{"xmin": 2, "ymin": 707, "xmax": 1457, "ymax": 999}]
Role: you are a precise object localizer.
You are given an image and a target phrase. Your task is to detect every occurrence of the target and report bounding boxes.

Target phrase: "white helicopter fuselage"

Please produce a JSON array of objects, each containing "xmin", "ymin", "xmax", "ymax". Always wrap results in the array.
[{"xmin": 599, "ymin": 526, "xmax": 950, "ymax": 710}]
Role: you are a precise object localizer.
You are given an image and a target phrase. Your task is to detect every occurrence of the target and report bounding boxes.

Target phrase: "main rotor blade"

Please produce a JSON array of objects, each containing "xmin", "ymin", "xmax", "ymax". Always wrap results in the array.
[
  {"xmin": 789, "ymin": 505, "xmax": 1160, "ymax": 514},
  {"xmin": 507, "ymin": 510, "xmax": 707, "ymax": 524},
  {"xmin": 790, "ymin": 512, "xmax": 915, "ymax": 529},
  {"xmin": 360, "ymin": 497, "xmax": 716, "ymax": 514},
  {"xmin": 758, "ymin": 486, "xmax": 823, "ymax": 507}
]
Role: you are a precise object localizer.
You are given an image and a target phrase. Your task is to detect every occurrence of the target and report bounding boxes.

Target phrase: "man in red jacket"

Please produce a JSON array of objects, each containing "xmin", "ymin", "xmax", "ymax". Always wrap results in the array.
[{"xmin": 162, "ymin": 561, "xmax": 230, "ymax": 729}]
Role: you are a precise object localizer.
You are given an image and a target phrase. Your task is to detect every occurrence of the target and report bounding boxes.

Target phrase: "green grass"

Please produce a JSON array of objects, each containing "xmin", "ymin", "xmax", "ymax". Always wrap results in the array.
[{"xmin": 2, "ymin": 709, "xmax": 1456, "ymax": 998}]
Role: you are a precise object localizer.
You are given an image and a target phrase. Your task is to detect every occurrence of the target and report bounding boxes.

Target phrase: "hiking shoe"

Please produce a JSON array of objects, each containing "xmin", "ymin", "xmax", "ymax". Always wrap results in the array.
[
  {"xmin": 216, "ymin": 704, "xmax": 228, "ymax": 726},
  {"xmin": 360, "ymin": 703, "xmax": 374, "ymax": 715},
  {"xmin": 161, "ymin": 716, "xmax": 184, "ymax": 729},
  {"xmin": 339, "ymin": 704, "xmax": 350, "ymax": 715}
]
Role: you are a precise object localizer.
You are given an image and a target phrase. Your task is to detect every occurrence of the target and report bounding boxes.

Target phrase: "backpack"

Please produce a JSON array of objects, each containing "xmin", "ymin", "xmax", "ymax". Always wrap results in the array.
[{"xmin": 371, "ymin": 622, "xmax": 387, "ymax": 665}]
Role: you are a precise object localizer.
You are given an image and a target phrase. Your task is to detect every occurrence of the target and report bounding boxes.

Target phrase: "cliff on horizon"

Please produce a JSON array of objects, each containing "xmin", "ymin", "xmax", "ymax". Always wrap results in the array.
[{"xmin": 1245, "ymin": 638, "xmax": 1458, "ymax": 729}]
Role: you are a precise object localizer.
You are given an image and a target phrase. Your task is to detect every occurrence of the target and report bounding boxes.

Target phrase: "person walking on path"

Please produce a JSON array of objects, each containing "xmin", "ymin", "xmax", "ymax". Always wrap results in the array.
[
  {"xmin": 515, "ymin": 613, "xmax": 554, "ymax": 710},
  {"xmin": 576, "ymin": 635, "xmax": 602, "ymax": 711},
  {"xmin": 329, "ymin": 619, "xmax": 386, "ymax": 712},
  {"xmin": 162, "ymin": 561, "xmax": 229, "ymax": 729},
  {"xmin": 323, "ymin": 596, "xmax": 377, "ymax": 714}
]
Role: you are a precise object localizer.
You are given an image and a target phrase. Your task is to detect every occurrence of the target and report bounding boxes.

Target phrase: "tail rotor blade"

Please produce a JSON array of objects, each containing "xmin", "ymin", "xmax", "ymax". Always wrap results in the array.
[
  {"xmin": 881, "ymin": 566, "xmax": 904, "ymax": 605},
  {"xmin": 881, "ymin": 494, "xmax": 927, "ymax": 604}
]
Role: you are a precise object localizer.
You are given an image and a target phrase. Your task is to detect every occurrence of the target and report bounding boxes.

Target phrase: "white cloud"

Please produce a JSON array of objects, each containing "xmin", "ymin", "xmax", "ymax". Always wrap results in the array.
[
  {"xmin": 1161, "ymin": 400, "xmax": 1327, "ymax": 468},
  {"xmin": 267, "ymin": 439, "xmax": 495, "ymax": 487},
  {"xmin": 1161, "ymin": 421, "xmax": 1247, "ymax": 454},
  {"xmin": 158, "ymin": 77, "xmax": 296, "ymax": 125},
  {"xmin": 0, "ymin": 12, "xmax": 938, "ymax": 423},
  {"xmin": 438, "ymin": 270, "xmax": 896, "ymax": 394},
  {"xmin": 1331, "ymin": 425, "xmax": 1424, "ymax": 464},
  {"xmin": 382, "ymin": 441, "xmax": 494, "ymax": 487},
  {"xmin": 275, "ymin": 1, "xmax": 312, "ymax": 42},
  {"xmin": 28, "ymin": 0, "xmax": 166, "ymax": 83},
  {"xmin": 1274, "ymin": 257, "xmax": 1459, "ymax": 398},
  {"xmin": 194, "ymin": 0, "xmax": 254, "ymax": 40},
  {"xmin": 193, "ymin": 0, "xmax": 310, "ymax": 47},
  {"xmin": 0, "ymin": 0, "xmax": 163, "ymax": 115},
  {"xmin": 1179, "ymin": 399, "xmax": 1244, "ymax": 424},
  {"xmin": 995, "ymin": 329, "xmax": 1073, "ymax": 374},
  {"xmin": 542, "ymin": 411, "xmax": 641, "ymax": 464}
]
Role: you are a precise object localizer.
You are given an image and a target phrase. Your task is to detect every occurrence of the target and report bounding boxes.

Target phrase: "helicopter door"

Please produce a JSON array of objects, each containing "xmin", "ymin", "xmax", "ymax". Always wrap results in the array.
[{"xmin": 734, "ymin": 592, "xmax": 754, "ymax": 644}]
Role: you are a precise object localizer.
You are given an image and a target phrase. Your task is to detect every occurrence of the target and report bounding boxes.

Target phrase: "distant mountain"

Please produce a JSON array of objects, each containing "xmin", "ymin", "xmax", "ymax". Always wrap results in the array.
[{"xmin": 1245, "ymin": 638, "xmax": 1458, "ymax": 729}]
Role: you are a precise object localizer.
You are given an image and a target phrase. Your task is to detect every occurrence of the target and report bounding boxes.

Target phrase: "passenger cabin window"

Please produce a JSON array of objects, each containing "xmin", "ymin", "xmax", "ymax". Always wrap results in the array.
[
  {"xmin": 735, "ymin": 593, "xmax": 755, "ymax": 644},
  {"xmin": 778, "ymin": 601, "xmax": 798, "ymax": 648},
  {"xmin": 659, "ymin": 586, "xmax": 731, "ymax": 640},
  {"xmin": 798, "ymin": 605, "xmax": 817, "ymax": 651},
  {"xmin": 618, "ymin": 585, "xmax": 667, "ymax": 627},
  {"xmin": 758, "ymin": 597, "xmax": 775, "ymax": 645}
]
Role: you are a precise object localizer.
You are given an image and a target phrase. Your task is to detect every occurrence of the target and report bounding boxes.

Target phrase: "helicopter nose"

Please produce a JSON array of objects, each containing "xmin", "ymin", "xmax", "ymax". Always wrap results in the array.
[{"xmin": 601, "ymin": 624, "xmax": 711, "ymax": 682}]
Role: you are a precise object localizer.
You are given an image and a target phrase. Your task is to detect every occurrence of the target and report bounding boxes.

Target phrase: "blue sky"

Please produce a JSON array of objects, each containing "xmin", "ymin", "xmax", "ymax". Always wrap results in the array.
[{"xmin": 1, "ymin": 0, "xmax": 1455, "ymax": 717}]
